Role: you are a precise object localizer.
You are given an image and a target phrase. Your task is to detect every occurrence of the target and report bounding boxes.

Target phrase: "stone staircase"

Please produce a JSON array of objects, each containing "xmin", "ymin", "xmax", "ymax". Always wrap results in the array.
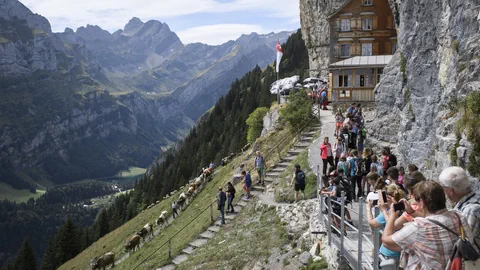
[
  {"xmin": 157, "ymin": 124, "xmax": 321, "ymax": 270},
  {"xmin": 253, "ymin": 124, "xmax": 321, "ymax": 192}
]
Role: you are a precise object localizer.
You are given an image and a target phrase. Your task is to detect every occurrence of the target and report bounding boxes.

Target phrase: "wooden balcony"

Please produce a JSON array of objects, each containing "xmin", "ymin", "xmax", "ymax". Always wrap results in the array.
[
  {"xmin": 328, "ymin": 88, "xmax": 375, "ymax": 102},
  {"xmin": 338, "ymin": 29, "xmax": 395, "ymax": 38}
]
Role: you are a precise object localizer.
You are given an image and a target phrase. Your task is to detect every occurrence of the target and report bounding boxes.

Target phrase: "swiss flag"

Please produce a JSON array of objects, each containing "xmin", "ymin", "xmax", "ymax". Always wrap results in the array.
[{"xmin": 276, "ymin": 41, "xmax": 283, "ymax": 73}]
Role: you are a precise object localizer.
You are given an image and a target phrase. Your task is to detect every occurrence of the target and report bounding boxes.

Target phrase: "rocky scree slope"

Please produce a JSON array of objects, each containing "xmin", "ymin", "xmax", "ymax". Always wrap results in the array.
[{"xmin": 300, "ymin": 0, "xmax": 480, "ymax": 185}]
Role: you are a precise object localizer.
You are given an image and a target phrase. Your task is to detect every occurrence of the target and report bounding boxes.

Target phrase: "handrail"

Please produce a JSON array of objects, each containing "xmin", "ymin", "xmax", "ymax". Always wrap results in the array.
[
  {"xmin": 133, "ymin": 199, "xmax": 218, "ymax": 269},
  {"xmin": 264, "ymin": 102, "xmax": 320, "ymax": 161}
]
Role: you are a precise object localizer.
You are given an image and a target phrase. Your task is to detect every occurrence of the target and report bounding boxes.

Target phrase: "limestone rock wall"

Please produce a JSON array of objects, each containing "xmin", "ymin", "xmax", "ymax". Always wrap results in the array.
[{"xmin": 299, "ymin": 0, "xmax": 348, "ymax": 78}]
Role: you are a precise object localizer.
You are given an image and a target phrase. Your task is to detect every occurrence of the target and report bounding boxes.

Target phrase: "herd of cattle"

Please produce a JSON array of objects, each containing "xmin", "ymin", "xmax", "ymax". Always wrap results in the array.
[{"xmin": 89, "ymin": 167, "xmax": 215, "ymax": 269}]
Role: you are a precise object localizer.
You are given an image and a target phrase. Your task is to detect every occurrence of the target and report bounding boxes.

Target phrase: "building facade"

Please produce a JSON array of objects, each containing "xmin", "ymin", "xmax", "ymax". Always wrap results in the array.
[{"xmin": 329, "ymin": 0, "xmax": 397, "ymax": 62}]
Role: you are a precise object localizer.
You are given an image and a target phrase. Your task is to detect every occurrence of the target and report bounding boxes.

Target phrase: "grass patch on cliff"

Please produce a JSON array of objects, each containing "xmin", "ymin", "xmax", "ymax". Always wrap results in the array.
[
  {"xmin": 455, "ymin": 92, "xmax": 480, "ymax": 176},
  {"xmin": 176, "ymin": 204, "xmax": 289, "ymax": 270}
]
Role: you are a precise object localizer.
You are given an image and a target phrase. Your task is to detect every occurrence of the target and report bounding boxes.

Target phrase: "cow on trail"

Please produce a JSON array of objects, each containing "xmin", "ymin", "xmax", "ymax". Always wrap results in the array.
[{"xmin": 90, "ymin": 252, "xmax": 115, "ymax": 270}]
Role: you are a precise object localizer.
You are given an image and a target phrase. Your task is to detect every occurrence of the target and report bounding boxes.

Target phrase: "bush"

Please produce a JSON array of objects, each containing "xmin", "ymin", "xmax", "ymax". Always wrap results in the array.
[
  {"xmin": 280, "ymin": 92, "xmax": 313, "ymax": 133},
  {"xmin": 456, "ymin": 92, "xmax": 480, "ymax": 176},
  {"xmin": 246, "ymin": 107, "xmax": 269, "ymax": 143}
]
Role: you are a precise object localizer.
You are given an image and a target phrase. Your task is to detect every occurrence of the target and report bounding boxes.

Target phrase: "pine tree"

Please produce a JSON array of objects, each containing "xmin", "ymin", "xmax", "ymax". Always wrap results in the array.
[
  {"xmin": 13, "ymin": 237, "xmax": 37, "ymax": 270},
  {"xmin": 1, "ymin": 261, "xmax": 13, "ymax": 270},
  {"xmin": 39, "ymin": 239, "xmax": 56, "ymax": 270},
  {"xmin": 93, "ymin": 209, "xmax": 109, "ymax": 240},
  {"xmin": 54, "ymin": 217, "xmax": 81, "ymax": 265}
]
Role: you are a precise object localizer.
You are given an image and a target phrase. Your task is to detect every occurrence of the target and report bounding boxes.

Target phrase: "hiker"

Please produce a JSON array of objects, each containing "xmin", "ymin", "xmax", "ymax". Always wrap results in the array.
[
  {"xmin": 358, "ymin": 150, "xmax": 371, "ymax": 198},
  {"xmin": 386, "ymin": 167, "xmax": 407, "ymax": 193},
  {"xmin": 357, "ymin": 125, "xmax": 366, "ymax": 156},
  {"xmin": 346, "ymin": 103, "xmax": 357, "ymax": 118},
  {"xmin": 381, "ymin": 149, "xmax": 390, "ymax": 176},
  {"xmin": 398, "ymin": 166, "xmax": 405, "ymax": 187},
  {"xmin": 292, "ymin": 164, "xmax": 306, "ymax": 202},
  {"xmin": 334, "ymin": 109, "xmax": 344, "ymax": 136},
  {"xmin": 320, "ymin": 137, "xmax": 334, "ymax": 176},
  {"xmin": 172, "ymin": 201, "xmax": 178, "ymax": 219},
  {"xmin": 226, "ymin": 182, "xmax": 236, "ymax": 213},
  {"xmin": 348, "ymin": 150, "xmax": 362, "ymax": 201},
  {"xmin": 242, "ymin": 171, "xmax": 252, "ymax": 199},
  {"xmin": 254, "ymin": 151, "xmax": 265, "ymax": 186},
  {"xmin": 407, "ymin": 164, "xmax": 418, "ymax": 176},
  {"xmin": 439, "ymin": 166, "xmax": 480, "ymax": 252},
  {"xmin": 321, "ymin": 89, "xmax": 328, "ymax": 110},
  {"xmin": 336, "ymin": 154, "xmax": 347, "ymax": 176},
  {"xmin": 209, "ymin": 161, "xmax": 215, "ymax": 169},
  {"xmin": 217, "ymin": 187, "xmax": 227, "ymax": 225},
  {"xmin": 333, "ymin": 136, "xmax": 344, "ymax": 169},
  {"xmin": 370, "ymin": 155, "xmax": 383, "ymax": 176}
]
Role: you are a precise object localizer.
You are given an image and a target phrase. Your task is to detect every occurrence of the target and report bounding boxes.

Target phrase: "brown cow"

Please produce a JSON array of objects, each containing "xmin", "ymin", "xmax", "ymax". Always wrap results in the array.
[
  {"xmin": 124, "ymin": 234, "xmax": 141, "ymax": 253},
  {"xmin": 91, "ymin": 252, "xmax": 115, "ymax": 270},
  {"xmin": 136, "ymin": 223, "xmax": 153, "ymax": 241}
]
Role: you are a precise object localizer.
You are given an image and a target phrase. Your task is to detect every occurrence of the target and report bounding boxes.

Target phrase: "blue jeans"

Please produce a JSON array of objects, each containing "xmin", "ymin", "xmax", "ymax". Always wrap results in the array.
[
  {"xmin": 227, "ymin": 195, "xmax": 234, "ymax": 212},
  {"xmin": 219, "ymin": 205, "xmax": 225, "ymax": 224}
]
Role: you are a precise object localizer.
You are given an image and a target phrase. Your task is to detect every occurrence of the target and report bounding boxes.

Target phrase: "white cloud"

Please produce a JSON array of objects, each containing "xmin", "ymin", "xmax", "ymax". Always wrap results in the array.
[
  {"xmin": 20, "ymin": 0, "xmax": 300, "ymax": 33},
  {"xmin": 177, "ymin": 24, "xmax": 266, "ymax": 45}
]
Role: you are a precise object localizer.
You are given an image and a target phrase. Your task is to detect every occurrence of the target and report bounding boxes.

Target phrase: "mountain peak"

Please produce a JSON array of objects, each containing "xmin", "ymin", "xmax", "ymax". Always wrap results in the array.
[
  {"xmin": 123, "ymin": 17, "xmax": 144, "ymax": 36},
  {"xmin": 76, "ymin": 24, "xmax": 113, "ymax": 41}
]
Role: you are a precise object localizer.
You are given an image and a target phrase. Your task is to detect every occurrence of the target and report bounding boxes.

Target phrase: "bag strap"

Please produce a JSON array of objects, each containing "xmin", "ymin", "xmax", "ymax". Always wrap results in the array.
[{"xmin": 427, "ymin": 214, "xmax": 462, "ymax": 239}]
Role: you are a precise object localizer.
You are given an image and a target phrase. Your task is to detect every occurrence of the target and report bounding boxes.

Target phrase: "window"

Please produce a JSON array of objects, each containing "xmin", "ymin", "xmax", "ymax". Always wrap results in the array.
[
  {"xmin": 339, "ymin": 75, "xmax": 350, "ymax": 87},
  {"xmin": 363, "ymin": 0, "xmax": 373, "ymax": 5},
  {"xmin": 391, "ymin": 42, "xmax": 397, "ymax": 53},
  {"xmin": 365, "ymin": 68, "xmax": 374, "ymax": 86},
  {"xmin": 341, "ymin": 19, "xmax": 351, "ymax": 32},
  {"xmin": 362, "ymin": 43, "xmax": 372, "ymax": 56},
  {"xmin": 362, "ymin": 18, "xmax": 373, "ymax": 30},
  {"xmin": 340, "ymin": 44, "xmax": 351, "ymax": 57},
  {"xmin": 355, "ymin": 69, "xmax": 365, "ymax": 87},
  {"xmin": 377, "ymin": 68, "xmax": 384, "ymax": 83}
]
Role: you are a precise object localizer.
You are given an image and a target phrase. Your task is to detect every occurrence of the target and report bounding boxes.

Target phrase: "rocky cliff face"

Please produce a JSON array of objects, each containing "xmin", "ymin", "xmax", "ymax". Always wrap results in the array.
[
  {"xmin": 300, "ymin": 0, "xmax": 348, "ymax": 78},
  {"xmin": 300, "ymin": 0, "xmax": 480, "ymax": 183}
]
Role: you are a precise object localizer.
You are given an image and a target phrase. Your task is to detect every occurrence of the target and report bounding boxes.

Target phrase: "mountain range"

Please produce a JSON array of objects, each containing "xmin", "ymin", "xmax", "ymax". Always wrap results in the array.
[{"xmin": 0, "ymin": 0, "xmax": 291, "ymax": 188}]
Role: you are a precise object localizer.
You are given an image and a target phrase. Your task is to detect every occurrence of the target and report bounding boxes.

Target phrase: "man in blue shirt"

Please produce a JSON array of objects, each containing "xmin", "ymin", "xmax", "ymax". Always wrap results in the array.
[{"xmin": 242, "ymin": 171, "xmax": 252, "ymax": 199}]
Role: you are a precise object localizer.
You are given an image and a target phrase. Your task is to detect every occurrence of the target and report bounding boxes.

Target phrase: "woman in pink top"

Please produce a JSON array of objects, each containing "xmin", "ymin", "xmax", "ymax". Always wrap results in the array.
[{"xmin": 320, "ymin": 137, "xmax": 334, "ymax": 176}]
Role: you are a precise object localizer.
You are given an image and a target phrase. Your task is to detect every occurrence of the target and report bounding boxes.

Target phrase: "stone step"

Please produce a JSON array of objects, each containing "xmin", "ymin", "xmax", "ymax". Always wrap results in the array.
[
  {"xmin": 182, "ymin": 246, "xmax": 196, "ymax": 256},
  {"xmin": 172, "ymin": 254, "xmax": 189, "ymax": 265},
  {"xmin": 266, "ymin": 172, "xmax": 281, "ymax": 177},
  {"xmin": 264, "ymin": 178, "xmax": 274, "ymax": 183},
  {"xmin": 287, "ymin": 150, "xmax": 302, "ymax": 155},
  {"xmin": 225, "ymin": 214, "xmax": 237, "ymax": 220},
  {"xmin": 199, "ymin": 230, "xmax": 216, "ymax": 239},
  {"xmin": 293, "ymin": 144, "xmax": 309, "ymax": 149},
  {"xmin": 236, "ymin": 201, "xmax": 248, "ymax": 207},
  {"xmin": 189, "ymin": 238, "xmax": 208, "ymax": 248},
  {"xmin": 270, "ymin": 167, "xmax": 286, "ymax": 173},
  {"xmin": 252, "ymin": 185, "xmax": 266, "ymax": 191},
  {"xmin": 282, "ymin": 156, "xmax": 297, "ymax": 161},
  {"xmin": 302, "ymin": 132, "xmax": 315, "ymax": 137},
  {"xmin": 232, "ymin": 205, "xmax": 243, "ymax": 212},
  {"xmin": 299, "ymin": 137, "xmax": 313, "ymax": 142},
  {"xmin": 207, "ymin": 226, "xmax": 220, "ymax": 233},
  {"xmin": 275, "ymin": 162, "xmax": 290, "ymax": 168},
  {"xmin": 157, "ymin": 264, "xmax": 176, "ymax": 270}
]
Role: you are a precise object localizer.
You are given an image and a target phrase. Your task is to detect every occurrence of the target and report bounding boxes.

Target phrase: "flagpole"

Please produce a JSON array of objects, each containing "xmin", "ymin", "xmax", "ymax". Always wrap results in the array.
[{"xmin": 277, "ymin": 71, "xmax": 280, "ymax": 104}]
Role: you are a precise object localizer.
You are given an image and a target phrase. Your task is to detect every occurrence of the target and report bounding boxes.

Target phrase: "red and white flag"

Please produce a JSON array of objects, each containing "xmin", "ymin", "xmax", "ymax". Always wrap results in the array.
[{"xmin": 276, "ymin": 41, "xmax": 283, "ymax": 73}]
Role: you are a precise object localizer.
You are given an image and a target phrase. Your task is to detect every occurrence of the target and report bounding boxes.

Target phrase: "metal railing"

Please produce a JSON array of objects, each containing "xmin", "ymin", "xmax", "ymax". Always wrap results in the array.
[
  {"xmin": 316, "ymin": 166, "xmax": 385, "ymax": 270},
  {"xmin": 133, "ymin": 199, "xmax": 218, "ymax": 269}
]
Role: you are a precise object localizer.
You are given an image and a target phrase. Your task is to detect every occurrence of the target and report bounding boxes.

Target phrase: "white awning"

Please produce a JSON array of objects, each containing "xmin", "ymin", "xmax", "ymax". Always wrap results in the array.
[
  {"xmin": 360, "ymin": 12, "xmax": 375, "ymax": 15},
  {"xmin": 338, "ymin": 38, "xmax": 354, "ymax": 42},
  {"xmin": 359, "ymin": 38, "xmax": 375, "ymax": 41},
  {"xmin": 329, "ymin": 55, "xmax": 393, "ymax": 68}
]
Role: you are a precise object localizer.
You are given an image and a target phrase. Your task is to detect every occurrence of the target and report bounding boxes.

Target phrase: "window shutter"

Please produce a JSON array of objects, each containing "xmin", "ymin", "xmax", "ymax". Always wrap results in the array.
[
  {"xmin": 385, "ymin": 42, "xmax": 392, "ymax": 54},
  {"xmin": 335, "ymin": 44, "xmax": 340, "ymax": 57},
  {"xmin": 355, "ymin": 43, "xmax": 361, "ymax": 55},
  {"xmin": 350, "ymin": 45, "xmax": 355, "ymax": 56},
  {"xmin": 372, "ymin": 42, "xmax": 379, "ymax": 55},
  {"xmin": 373, "ymin": 16, "xmax": 378, "ymax": 30},
  {"xmin": 351, "ymin": 18, "xmax": 356, "ymax": 30},
  {"xmin": 336, "ymin": 19, "xmax": 340, "ymax": 31},
  {"xmin": 387, "ymin": 16, "xmax": 393, "ymax": 29}
]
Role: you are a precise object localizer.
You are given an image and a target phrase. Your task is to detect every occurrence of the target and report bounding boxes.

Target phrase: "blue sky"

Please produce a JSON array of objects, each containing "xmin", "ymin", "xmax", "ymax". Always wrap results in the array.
[{"xmin": 21, "ymin": 0, "xmax": 300, "ymax": 45}]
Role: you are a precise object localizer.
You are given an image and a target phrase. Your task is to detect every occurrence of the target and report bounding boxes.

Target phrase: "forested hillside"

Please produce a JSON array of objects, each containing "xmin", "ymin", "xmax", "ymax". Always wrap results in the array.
[{"xmin": 0, "ymin": 29, "xmax": 308, "ymax": 270}]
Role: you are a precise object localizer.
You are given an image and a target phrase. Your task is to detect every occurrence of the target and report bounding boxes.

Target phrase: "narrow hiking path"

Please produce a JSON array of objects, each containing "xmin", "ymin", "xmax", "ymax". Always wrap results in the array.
[
  {"xmin": 157, "ymin": 122, "xmax": 322, "ymax": 270},
  {"xmin": 308, "ymin": 106, "xmax": 375, "ymax": 268}
]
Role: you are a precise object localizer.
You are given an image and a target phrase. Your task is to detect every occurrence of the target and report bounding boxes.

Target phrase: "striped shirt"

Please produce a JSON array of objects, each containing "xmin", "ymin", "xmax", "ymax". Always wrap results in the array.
[{"xmin": 392, "ymin": 209, "xmax": 471, "ymax": 270}]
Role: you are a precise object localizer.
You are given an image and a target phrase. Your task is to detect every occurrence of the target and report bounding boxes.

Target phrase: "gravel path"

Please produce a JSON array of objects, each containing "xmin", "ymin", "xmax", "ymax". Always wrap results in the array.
[{"xmin": 308, "ymin": 107, "xmax": 336, "ymax": 179}]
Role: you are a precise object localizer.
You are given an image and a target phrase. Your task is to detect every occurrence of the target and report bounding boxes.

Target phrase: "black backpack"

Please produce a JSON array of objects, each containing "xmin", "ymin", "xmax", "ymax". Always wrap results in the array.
[
  {"xmin": 356, "ymin": 158, "xmax": 368, "ymax": 176},
  {"xmin": 296, "ymin": 171, "xmax": 306, "ymax": 185},
  {"xmin": 388, "ymin": 154, "xmax": 397, "ymax": 167},
  {"xmin": 336, "ymin": 177, "xmax": 353, "ymax": 203}
]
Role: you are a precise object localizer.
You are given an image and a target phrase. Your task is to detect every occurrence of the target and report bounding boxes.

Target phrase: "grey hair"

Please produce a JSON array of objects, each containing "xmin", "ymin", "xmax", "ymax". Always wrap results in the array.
[{"xmin": 438, "ymin": 166, "xmax": 471, "ymax": 193}]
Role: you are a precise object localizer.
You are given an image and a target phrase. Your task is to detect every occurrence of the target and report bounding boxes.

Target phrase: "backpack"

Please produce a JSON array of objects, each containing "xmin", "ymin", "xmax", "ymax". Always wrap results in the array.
[
  {"xmin": 361, "ymin": 127, "xmax": 367, "ymax": 139},
  {"xmin": 387, "ymin": 154, "xmax": 397, "ymax": 167},
  {"xmin": 336, "ymin": 176, "xmax": 353, "ymax": 203},
  {"xmin": 356, "ymin": 158, "xmax": 368, "ymax": 176},
  {"xmin": 296, "ymin": 171, "xmax": 306, "ymax": 185}
]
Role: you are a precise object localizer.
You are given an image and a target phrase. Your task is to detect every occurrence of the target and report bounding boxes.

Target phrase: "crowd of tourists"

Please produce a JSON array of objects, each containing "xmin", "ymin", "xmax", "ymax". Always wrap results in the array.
[{"xmin": 318, "ymin": 103, "xmax": 480, "ymax": 270}]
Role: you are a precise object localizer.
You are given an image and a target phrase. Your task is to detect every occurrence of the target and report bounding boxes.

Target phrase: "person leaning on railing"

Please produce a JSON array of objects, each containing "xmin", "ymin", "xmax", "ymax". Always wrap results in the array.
[
  {"xmin": 381, "ymin": 181, "xmax": 474, "ymax": 270},
  {"xmin": 367, "ymin": 184, "xmax": 406, "ymax": 269}
]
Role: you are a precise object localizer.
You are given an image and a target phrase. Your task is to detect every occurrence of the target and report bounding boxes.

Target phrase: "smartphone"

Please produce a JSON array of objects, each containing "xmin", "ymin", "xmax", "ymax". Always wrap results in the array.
[
  {"xmin": 381, "ymin": 191, "xmax": 387, "ymax": 202},
  {"xmin": 372, "ymin": 200, "xmax": 378, "ymax": 206},
  {"xmin": 394, "ymin": 202, "xmax": 405, "ymax": 212}
]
